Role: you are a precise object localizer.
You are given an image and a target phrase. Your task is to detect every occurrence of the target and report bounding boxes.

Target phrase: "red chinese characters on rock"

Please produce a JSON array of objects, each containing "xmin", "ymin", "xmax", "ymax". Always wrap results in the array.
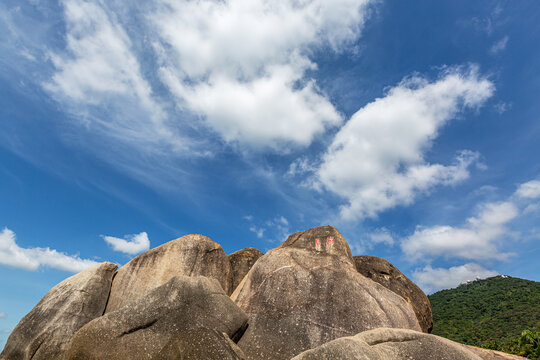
[
  {"xmin": 315, "ymin": 238, "xmax": 322, "ymax": 251},
  {"xmin": 326, "ymin": 236, "xmax": 334, "ymax": 248},
  {"xmin": 308, "ymin": 236, "xmax": 335, "ymax": 252}
]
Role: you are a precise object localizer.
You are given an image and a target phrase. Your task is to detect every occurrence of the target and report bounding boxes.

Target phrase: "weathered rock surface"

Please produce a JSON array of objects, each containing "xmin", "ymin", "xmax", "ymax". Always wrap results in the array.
[
  {"xmin": 228, "ymin": 247, "xmax": 264, "ymax": 295},
  {"xmin": 105, "ymin": 234, "xmax": 230, "ymax": 313},
  {"xmin": 292, "ymin": 328, "xmax": 482, "ymax": 360},
  {"xmin": 0, "ymin": 262, "xmax": 117, "ymax": 360},
  {"xmin": 354, "ymin": 255, "xmax": 433, "ymax": 333},
  {"xmin": 65, "ymin": 275, "xmax": 248, "ymax": 360},
  {"xmin": 231, "ymin": 226, "xmax": 421, "ymax": 360},
  {"xmin": 465, "ymin": 346, "xmax": 528, "ymax": 360},
  {"xmin": 155, "ymin": 328, "xmax": 246, "ymax": 360}
]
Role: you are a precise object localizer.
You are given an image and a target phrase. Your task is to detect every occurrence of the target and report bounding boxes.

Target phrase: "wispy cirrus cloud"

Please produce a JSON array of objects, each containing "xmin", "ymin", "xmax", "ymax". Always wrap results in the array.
[
  {"xmin": 44, "ymin": 0, "xmax": 185, "ymax": 153},
  {"xmin": 490, "ymin": 35, "xmax": 509, "ymax": 54},
  {"xmin": 102, "ymin": 232, "xmax": 150, "ymax": 255},
  {"xmin": 313, "ymin": 66, "xmax": 494, "ymax": 221},
  {"xmin": 0, "ymin": 228, "xmax": 98, "ymax": 273}
]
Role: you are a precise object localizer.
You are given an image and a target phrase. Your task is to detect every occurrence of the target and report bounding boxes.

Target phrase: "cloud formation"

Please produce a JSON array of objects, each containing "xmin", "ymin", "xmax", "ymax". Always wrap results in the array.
[
  {"xmin": 402, "ymin": 178, "xmax": 540, "ymax": 263},
  {"xmin": 515, "ymin": 180, "xmax": 540, "ymax": 199},
  {"xmin": 315, "ymin": 67, "xmax": 494, "ymax": 220},
  {"xmin": 154, "ymin": 0, "xmax": 373, "ymax": 150},
  {"xmin": 42, "ymin": 0, "xmax": 375, "ymax": 155},
  {"xmin": 102, "ymin": 232, "xmax": 150, "ymax": 255},
  {"xmin": 45, "ymin": 0, "xmax": 182, "ymax": 151},
  {"xmin": 348, "ymin": 227, "xmax": 395, "ymax": 255},
  {"xmin": 402, "ymin": 201, "xmax": 518, "ymax": 261},
  {"xmin": 0, "ymin": 312, "xmax": 5, "ymax": 319},
  {"xmin": 0, "ymin": 228, "xmax": 98, "ymax": 273},
  {"xmin": 490, "ymin": 35, "xmax": 509, "ymax": 54},
  {"xmin": 412, "ymin": 263, "xmax": 498, "ymax": 293}
]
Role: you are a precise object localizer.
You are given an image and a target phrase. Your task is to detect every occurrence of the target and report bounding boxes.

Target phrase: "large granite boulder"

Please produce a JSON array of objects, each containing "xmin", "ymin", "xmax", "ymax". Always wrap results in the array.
[
  {"xmin": 65, "ymin": 275, "xmax": 248, "ymax": 360},
  {"xmin": 105, "ymin": 234, "xmax": 230, "ymax": 313},
  {"xmin": 353, "ymin": 255, "xmax": 433, "ymax": 333},
  {"xmin": 291, "ymin": 328, "xmax": 482, "ymax": 360},
  {"xmin": 231, "ymin": 226, "xmax": 421, "ymax": 360},
  {"xmin": 228, "ymin": 247, "xmax": 264, "ymax": 295},
  {"xmin": 155, "ymin": 328, "xmax": 246, "ymax": 360},
  {"xmin": 0, "ymin": 262, "xmax": 117, "ymax": 360},
  {"xmin": 465, "ymin": 346, "xmax": 528, "ymax": 360}
]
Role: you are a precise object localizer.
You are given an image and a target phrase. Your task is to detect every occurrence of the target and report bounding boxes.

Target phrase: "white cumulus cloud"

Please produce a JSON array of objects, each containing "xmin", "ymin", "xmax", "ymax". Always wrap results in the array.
[
  {"xmin": 153, "ymin": 0, "xmax": 373, "ymax": 151},
  {"xmin": 315, "ymin": 66, "xmax": 494, "ymax": 220},
  {"xmin": 402, "ymin": 201, "xmax": 518, "ymax": 261},
  {"xmin": 412, "ymin": 263, "xmax": 498, "ymax": 294},
  {"xmin": 0, "ymin": 228, "xmax": 98, "ymax": 273},
  {"xmin": 515, "ymin": 180, "xmax": 540, "ymax": 199},
  {"xmin": 102, "ymin": 232, "xmax": 150, "ymax": 255}
]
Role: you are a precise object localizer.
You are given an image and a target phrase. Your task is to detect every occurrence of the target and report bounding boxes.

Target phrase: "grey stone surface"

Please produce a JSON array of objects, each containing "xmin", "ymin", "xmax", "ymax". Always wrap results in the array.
[
  {"xmin": 105, "ymin": 234, "xmax": 230, "ymax": 313},
  {"xmin": 465, "ymin": 345, "xmax": 528, "ymax": 360},
  {"xmin": 228, "ymin": 247, "xmax": 263, "ymax": 295},
  {"xmin": 231, "ymin": 226, "xmax": 421, "ymax": 360},
  {"xmin": 354, "ymin": 255, "xmax": 433, "ymax": 332},
  {"xmin": 155, "ymin": 328, "xmax": 246, "ymax": 360},
  {"xmin": 292, "ymin": 328, "xmax": 483, "ymax": 360},
  {"xmin": 65, "ymin": 275, "xmax": 248, "ymax": 360},
  {"xmin": 0, "ymin": 262, "xmax": 117, "ymax": 360}
]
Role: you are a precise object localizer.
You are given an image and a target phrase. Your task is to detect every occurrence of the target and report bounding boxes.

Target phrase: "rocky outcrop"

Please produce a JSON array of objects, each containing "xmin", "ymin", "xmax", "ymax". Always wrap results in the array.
[
  {"xmin": 65, "ymin": 275, "xmax": 248, "ymax": 360},
  {"xmin": 0, "ymin": 262, "xmax": 117, "ymax": 360},
  {"xmin": 155, "ymin": 328, "xmax": 246, "ymax": 360},
  {"xmin": 291, "ymin": 328, "xmax": 482, "ymax": 360},
  {"xmin": 353, "ymin": 255, "xmax": 433, "ymax": 333},
  {"xmin": 465, "ymin": 346, "xmax": 528, "ymax": 360},
  {"xmin": 105, "ymin": 234, "xmax": 230, "ymax": 313},
  {"xmin": 228, "ymin": 247, "xmax": 264, "ymax": 295},
  {"xmin": 6, "ymin": 225, "xmax": 516, "ymax": 360},
  {"xmin": 231, "ymin": 226, "xmax": 421, "ymax": 360}
]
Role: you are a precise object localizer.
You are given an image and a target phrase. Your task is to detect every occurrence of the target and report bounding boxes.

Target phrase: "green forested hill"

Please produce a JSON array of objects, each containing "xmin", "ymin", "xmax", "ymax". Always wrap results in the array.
[{"xmin": 428, "ymin": 276, "xmax": 540, "ymax": 358}]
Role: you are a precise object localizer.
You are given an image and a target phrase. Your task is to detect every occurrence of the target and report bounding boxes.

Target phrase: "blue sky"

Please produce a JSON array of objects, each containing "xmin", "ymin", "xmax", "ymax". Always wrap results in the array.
[{"xmin": 1, "ymin": 0, "xmax": 540, "ymax": 346}]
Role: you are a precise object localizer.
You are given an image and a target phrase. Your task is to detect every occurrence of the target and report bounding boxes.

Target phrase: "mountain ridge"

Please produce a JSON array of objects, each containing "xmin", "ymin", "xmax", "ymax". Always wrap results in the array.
[{"xmin": 429, "ymin": 275, "xmax": 540, "ymax": 359}]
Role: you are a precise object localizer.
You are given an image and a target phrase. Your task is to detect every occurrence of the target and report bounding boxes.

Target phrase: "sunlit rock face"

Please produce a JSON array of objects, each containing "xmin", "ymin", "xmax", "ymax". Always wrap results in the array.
[
  {"xmin": 65, "ymin": 276, "xmax": 248, "ymax": 360},
  {"xmin": 291, "ymin": 328, "xmax": 483, "ymax": 360},
  {"xmin": 231, "ymin": 225, "xmax": 421, "ymax": 360},
  {"xmin": 0, "ymin": 262, "xmax": 117, "ymax": 360},
  {"xmin": 105, "ymin": 234, "xmax": 231, "ymax": 313}
]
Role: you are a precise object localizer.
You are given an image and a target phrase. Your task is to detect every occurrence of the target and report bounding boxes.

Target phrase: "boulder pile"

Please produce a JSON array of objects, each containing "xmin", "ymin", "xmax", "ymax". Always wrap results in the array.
[{"xmin": 0, "ymin": 226, "xmax": 523, "ymax": 360}]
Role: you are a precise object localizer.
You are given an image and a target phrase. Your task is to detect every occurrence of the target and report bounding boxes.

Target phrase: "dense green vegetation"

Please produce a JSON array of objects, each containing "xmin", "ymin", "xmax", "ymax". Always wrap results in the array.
[{"xmin": 429, "ymin": 276, "xmax": 540, "ymax": 359}]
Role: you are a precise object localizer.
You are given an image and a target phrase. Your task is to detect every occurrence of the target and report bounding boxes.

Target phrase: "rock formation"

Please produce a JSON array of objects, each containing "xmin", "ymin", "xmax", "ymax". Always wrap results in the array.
[
  {"xmin": 228, "ymin": 247, "xmax": 264, "ymax": 295},
  {"xmin": 291, "ymin": 328, "xmax": 482, "ymax": 360},
  {"xmin": 65, "ymin": 276, "xmax": 248, "ymax": 360},
  {"xmin": 353, "ymin": 255, "xmax": 433, "ymax": 333},
  {"xmin": 5, "ymin": 225, "xmax": 516, "ymax": 360},
  {"xmin": 105, "ymin": 234, "xmax": 230, "ymax": 313},
  {"xmin": 231, "ymin": 226, "xmax": 421, "ymax": 360},
  {"xmin": 155, "ymin": 328, "xmax": 247, "ymax": 360},
  {"xmin": 465, "ymin": 346, "xmax": 528, "ymax": 360},
  {"xmin": 0, "ymin": 262, "xmax": 117, "ymax": 360}
]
